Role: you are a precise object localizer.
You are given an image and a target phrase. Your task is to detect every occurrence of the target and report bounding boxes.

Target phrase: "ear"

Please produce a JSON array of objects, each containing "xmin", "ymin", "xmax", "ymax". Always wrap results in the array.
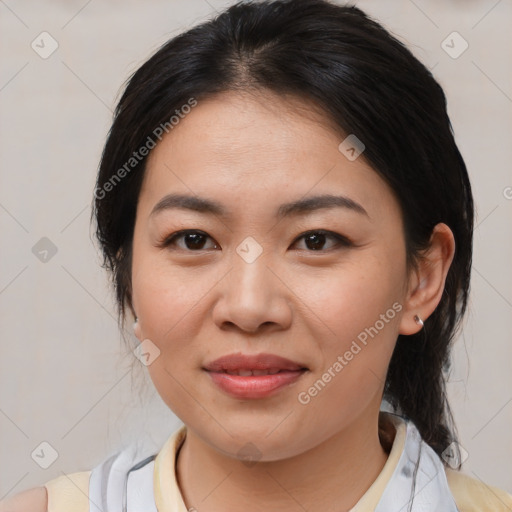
[{"xmin": 399, "ymin": 223, "xmax": 455, "ymax": 335}]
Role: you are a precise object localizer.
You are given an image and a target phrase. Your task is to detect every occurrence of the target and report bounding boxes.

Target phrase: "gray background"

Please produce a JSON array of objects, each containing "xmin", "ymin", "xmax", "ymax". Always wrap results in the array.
[{"xmin": 1, "ymin": 0, "xmax": 511, "ymax": 498}]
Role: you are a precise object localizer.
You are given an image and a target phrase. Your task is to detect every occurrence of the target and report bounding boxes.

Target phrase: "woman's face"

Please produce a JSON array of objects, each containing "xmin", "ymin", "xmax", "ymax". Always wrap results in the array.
[{"xmin": 131, "ymin": 91, "xmax": 411, "ymax": 460}]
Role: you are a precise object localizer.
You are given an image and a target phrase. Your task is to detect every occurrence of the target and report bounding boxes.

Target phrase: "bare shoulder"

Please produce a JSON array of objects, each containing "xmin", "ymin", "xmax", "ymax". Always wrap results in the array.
[{"xmin": 0, "ymin": 486, "xmax": 47, "ymax": 512}]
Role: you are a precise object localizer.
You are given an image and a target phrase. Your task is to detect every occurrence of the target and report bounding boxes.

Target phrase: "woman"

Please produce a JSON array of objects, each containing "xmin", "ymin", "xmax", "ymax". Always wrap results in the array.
[{"xmin": 3, "ymin": 0, "xmax": 511, "ymax": 510}]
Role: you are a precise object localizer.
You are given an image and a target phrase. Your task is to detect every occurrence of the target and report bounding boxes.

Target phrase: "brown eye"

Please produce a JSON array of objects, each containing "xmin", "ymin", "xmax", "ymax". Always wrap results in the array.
[
  {"xmin": 292, "ymin": 230, "xmax": 351, "ymax": 251},
  {"xmin": 162, "ymin": 230, "xmax": 219, "ymax": 251},
  {"xmin": 159, "ymin": 229, "xmax": 351, "ymax": 252}
]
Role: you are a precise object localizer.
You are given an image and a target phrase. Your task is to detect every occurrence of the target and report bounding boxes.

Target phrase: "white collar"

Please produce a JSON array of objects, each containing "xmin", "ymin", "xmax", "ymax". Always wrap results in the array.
[
  {"xmin": 89, "ymin": 413, "xmax": 460, "ymax": 512},
  {"xmin": 370, "ymin": 413, "xmax": 459, "ymax": 511}
]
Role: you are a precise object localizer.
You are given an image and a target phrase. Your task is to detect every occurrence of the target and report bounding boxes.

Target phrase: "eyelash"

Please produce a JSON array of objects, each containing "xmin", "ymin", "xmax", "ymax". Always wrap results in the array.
[{"xmin": 158, "ymin": 229, "xmax": 352, "ymax": 253}]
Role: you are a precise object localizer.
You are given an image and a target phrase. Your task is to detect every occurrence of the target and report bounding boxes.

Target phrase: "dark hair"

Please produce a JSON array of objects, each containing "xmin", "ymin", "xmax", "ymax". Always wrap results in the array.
[{"xmin": 92, "ymin": 0, "xmax": 473, "ymax": 464}]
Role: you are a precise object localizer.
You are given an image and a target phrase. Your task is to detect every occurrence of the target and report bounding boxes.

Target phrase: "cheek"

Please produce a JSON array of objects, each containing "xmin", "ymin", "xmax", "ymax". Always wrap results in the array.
[
  {"xmin": 134, "ymin": 268, "xmax": 193, "ymax": 319},
  {"xmin": 294, "ymin": 252, "xmax": 405, "ymax": 347},
  {"xmin": 292, "ymin": 256, "xmax": 404, "ymax": 431},
  {"xmin": 292, "ymin": 253, "xmax": 406, "ymax": 417},
  {"xmin": 131, "ymin": 253, "xmax": 211, "ymax": 356},
  {"xmin": 131, "ymin": 260, "xmax": 210, "ymax": 413}
]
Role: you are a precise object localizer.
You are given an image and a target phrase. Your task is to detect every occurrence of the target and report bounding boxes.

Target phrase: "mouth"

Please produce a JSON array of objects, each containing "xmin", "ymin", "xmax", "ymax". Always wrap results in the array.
[
  {"xmin": 215, "ymin": 368, "xmax": 300, "ymax": 376},
  {"xmin": 203, "ymin": 353, "xmax": 308, "ymax": 399},
  {"xmin": 205, "ymin": 369, "xmax": 308, "ymax": 399},
  {"xmin": 203, "ymin": 352, "xmax": 308, "ymax": 373}
]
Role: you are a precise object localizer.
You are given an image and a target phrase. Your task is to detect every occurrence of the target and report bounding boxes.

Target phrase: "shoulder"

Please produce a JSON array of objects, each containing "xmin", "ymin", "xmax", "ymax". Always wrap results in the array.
[
  {"xmin": 446, "ymin": 467, "xmax": 512, "ymax": 511},
  {"xmin": 0, "ymin": 486, "xmax": 47, "ymax": 512},
  {"xmin": 0, "ymin": 471, "xmax": 91, "ymax": 512},
  {"xmin": 43, "ymin": 471, "xmax": 91, "ymax": 512}
]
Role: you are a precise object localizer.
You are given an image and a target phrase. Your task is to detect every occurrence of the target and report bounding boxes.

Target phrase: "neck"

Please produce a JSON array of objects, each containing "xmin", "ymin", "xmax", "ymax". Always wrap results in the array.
[{"xmin": 176, "ymin": 410, "xmax": 394, "ymax": 512}]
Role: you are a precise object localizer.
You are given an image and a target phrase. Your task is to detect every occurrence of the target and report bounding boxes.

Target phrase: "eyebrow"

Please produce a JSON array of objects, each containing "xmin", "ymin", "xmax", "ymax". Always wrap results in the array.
[{"xmin": 150, "ymin": 193, "xmax": 369, "ymax": 219}]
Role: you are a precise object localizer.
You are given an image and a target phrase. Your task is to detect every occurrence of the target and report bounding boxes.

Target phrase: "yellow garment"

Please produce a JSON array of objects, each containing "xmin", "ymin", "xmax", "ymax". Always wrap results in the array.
[
  {"xmin": 445, "ymin": 468, "xmax": 512, "ymax": 512},
  {"xmin": 44, "ymin": 420, "xmax": 512, "ymax": 512},
  {"xmin": 45, "ymin": 471, "xmax": 90, "ymax": 512}
]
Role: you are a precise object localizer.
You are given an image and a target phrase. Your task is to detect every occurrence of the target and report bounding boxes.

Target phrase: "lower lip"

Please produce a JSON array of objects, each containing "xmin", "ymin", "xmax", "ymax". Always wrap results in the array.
[{"xmin": 206, "ymin": 370, "xmax": 307, "ymax": 399}]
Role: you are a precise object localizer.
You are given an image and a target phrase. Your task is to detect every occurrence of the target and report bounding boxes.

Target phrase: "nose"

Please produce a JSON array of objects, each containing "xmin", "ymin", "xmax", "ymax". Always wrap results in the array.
[{"xmin": 211, "ymin": 254, "xmax": 293, "ymax": 334}]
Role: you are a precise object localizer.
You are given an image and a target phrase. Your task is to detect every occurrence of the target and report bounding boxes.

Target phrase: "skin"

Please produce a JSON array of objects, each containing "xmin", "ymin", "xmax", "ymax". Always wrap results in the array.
[
  {"xmin": 128, "ymin": 90, "xmax": 455, "ymax": 512},
  {"xmin": 0, "ymin": 487, "xmax": 47, "ymax": 512}
]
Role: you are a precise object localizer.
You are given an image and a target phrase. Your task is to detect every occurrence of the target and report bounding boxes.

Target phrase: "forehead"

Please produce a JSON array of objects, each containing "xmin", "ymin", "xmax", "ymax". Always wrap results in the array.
[
  {"xmin": 147, "ymin": 90, "xmax": 343, "ymax": 171},
  {"xmin": 139, "ymin": 91, "xmax": 398, "ymax": 222}
]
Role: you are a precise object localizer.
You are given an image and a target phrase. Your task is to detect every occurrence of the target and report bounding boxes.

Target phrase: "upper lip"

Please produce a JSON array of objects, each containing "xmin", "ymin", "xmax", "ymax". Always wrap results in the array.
[{"xmin": 203, "ymin": 353, "xmax": 308, "ymax": 372}]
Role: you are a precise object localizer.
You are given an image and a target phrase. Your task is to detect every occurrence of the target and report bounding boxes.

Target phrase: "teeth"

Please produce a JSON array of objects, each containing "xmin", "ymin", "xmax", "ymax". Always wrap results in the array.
[
  {"xmin": 253, "ymin": 368, "xmax": 281, "ymax": 376},
  {"xmin": 224, "ymin": 368, "xmax": 282, "ymax": 376}
]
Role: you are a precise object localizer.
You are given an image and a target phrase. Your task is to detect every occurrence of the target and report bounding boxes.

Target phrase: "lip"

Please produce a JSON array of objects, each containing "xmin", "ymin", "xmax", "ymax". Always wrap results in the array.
[
  {"xmin": 206, "ymin": 369, "xmax": 307, "ymax": 399},
  {"xmin": 203, "ymin": 352, "xmax": 307, "ymax": 372},
  {"xmin": 203, "ymin": 352, "xmax": 308, "ymax": 400}
]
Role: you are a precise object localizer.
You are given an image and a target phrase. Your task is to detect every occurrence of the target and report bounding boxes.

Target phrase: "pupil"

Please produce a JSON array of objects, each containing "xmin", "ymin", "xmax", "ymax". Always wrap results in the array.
[
  {"xmin": 306, "ymin": 233, "xmax": 325, "ymax": 250},
  {"xmin": 186, "ymin": 233, "xmax": 205, "ymax": 249}
]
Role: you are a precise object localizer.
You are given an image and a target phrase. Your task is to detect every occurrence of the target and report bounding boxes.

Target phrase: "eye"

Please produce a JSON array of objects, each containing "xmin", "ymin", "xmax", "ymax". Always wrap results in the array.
[
  {"xmin": 291, "ymin": 230, "xmax": 352, "ymax": 251},
  {"xmin": 160, "ymin": 230, "xmax": 219, "ymax": 251},
  {"xmin": 159, "ymin": 229, "xmax": 351, "ymax": 252}
]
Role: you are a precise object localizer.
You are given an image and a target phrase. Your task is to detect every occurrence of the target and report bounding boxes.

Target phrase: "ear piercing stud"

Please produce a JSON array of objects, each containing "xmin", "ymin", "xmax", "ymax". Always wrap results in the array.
[{"xmin": 414, "ymin": 314, "xmax": 424, "ymax": 327}]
